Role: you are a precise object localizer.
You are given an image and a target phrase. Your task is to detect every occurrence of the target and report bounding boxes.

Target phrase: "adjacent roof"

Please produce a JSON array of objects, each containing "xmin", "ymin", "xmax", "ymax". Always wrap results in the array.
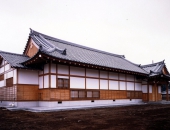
[
  {"xmin": 27, "ymin": 29, "xmax": 148, "ymax": 75},
  {"xmin": 0, "ymin": 51, "xmax": 39, "ymax": 70},
  {"xmin": 141, "ymin": 61, "xmax": 167, "ymax": 77}
]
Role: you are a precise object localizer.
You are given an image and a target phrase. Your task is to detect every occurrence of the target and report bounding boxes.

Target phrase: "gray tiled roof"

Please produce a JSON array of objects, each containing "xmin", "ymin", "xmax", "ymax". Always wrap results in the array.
[
  {"xmin": 0, "ymin": 51, "xmax": 33, "ymax": 69},
  {"xmin": 141, "ymin": 61, "xmax": 165, "ymax": 77},
  {"xmin": 29, "ymin": 29, "xmax": 148, "ymax": 74}
]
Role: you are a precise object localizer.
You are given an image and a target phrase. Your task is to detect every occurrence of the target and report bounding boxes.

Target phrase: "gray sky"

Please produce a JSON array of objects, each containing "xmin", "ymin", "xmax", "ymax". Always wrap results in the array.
[{"xmin": 0, "ymin": 0, "xmax": 170, "ymax": 69}]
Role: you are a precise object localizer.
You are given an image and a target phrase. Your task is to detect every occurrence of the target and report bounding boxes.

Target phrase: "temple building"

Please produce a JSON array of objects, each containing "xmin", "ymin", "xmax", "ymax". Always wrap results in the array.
[{"xmin": 0, "ymin": 29, "xmax": 169, "ymax": 107}]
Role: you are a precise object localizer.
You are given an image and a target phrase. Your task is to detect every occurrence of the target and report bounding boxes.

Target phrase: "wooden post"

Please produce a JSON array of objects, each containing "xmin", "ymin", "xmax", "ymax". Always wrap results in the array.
[
  {"xmin": 147, "ymin": 82, "xmax": 149, "ymax": 102},
  {"xmin": 166, "ymin": 83, "xmax": 169, "ymax": 101}
]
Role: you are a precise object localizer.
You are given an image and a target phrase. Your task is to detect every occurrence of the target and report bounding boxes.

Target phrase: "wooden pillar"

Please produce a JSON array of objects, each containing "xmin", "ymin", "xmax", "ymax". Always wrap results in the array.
[
  {"xmin": 166, "ymin": 83, "xmax": 169, "ymax": 101},
  {"xmin": 147, "ymin": 82, "xmax": 149, "ymax": 102}
]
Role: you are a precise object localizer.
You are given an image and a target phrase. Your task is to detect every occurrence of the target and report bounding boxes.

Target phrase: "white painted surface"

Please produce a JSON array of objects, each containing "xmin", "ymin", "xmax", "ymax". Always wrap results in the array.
[
  {"xmin": 70, "ymin": 66, "xmax": 85, "ymax": 76},
  {"xmin": 44, "ymin": 75, "xmax": 49, "ymax": 88},
  {"xmin": 51, "ymin": 75, "xmax": 56, "ymax": 88},
  {"xmin": 135, "ymin": 83, "xmax": 142, "ymax": 91},
  {"xmin": 119, "ymin": 74, "xmax": 125, "ymax": 80},
  {"xmin": 109, "ymin": 80, "xmax": 118, "ymax": 90},
  {"xmin": 86, "ymin": 69, "xmax": 99, "ymax": 77},
  {"xmin": 70, "ymin": 77, "xmax": 85, "ymax": 89},
  {"xmin": 6, "ymin": 70, "xmax": 13, "ymax": 79},
  {"xmin": 158, "ymin": 86, "xmax": 161, "ymax": 93},
  {"xmin": 120, "ymin": 81, "xmax": 126, "ymax": 90},
  {"xmin": 0, "ymin": 66, "xmax": 4, "ymax": 74},
  {"xmin": 13, "ymin": 69, "xmax": 17, "ymax": 84},
  {"xmin": 51, "ymin": 64, "xmax": 56, "ymax": 73},
  {"xmin": 39, "ymin": 76, "xmax": 43, "ymax": 89},
  {"xmin": 44, "ymin": 64, "xmax": 49, "ymax": 74},
  {"xmin": 5, "ymin": 64, "xmax": 10, "ymax": 71},
  {"xmin": 127, "ymin": 82, "xmax": 134, "ymax": 90},
  {"xmin": 58, "ymin": 76, "xmax": 69, "ymax": 79},
  {"xmin": 100, "ymin": 71, "xmax": 108, "ymax": 78},
  {"xmin": 18, "ymin": 70, "xmax": 38, "ymax": 84},
  {"xmin": 126, "ymin": 75, "xmax": 134, "ymax": 81},
  {"xmin": 0, "ymin": 80, "xmax": 5, "ymax": 87},
  {"xmin": 100, "ymin": 80, "xmax": 108, "ymax": 89},
  {"xmin": 109, "ymin": 72, "xmax": 118, "ymax": 79},
  {"xmin": 142, "ymin": 85, "xmax": 147, "ymax": 93},
  {"xmin": 86, "ymin": 78, "xmax": 99, "ymax": 89},
  {"xmin": 149, "ymin": 85, "xmax": 152, "ymax": 93},
  {"xmin": 58, "ymin": 64, "xmax": 69, "ymax": 74}
]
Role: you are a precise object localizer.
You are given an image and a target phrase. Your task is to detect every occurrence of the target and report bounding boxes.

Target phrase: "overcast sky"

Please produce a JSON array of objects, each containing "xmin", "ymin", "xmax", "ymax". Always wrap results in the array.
[{"xmin": 0, "ymin": 0, "xmax": 170, "ymax": 69}]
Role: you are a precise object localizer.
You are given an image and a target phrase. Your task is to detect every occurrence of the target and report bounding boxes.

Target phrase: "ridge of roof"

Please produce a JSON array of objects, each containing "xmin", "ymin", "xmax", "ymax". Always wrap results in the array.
[
  {"xmin": 141, "ymin": 60, "xmax": 165, "ymax": 68},
  {"xmin": 30, "ymin": 29, "xmax": 125, "ymax": 58}
]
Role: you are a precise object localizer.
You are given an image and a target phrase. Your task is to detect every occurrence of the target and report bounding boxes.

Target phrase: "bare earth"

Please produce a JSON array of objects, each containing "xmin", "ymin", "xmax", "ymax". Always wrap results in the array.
[{"xmin": 1, "ymin": 104, "xmax": 170, "ymax": 130}]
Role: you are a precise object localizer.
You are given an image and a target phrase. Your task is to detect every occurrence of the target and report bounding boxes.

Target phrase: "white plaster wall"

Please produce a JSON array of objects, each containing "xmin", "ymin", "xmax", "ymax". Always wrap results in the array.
[
  {"xmin": 119, "ymin": 74, "xmax": 125, "ymax": 80},
  {"xmin": 109, "ymin": 72, "xmax": 118, "ymax": 79},
  {"xmin": 100, "ymin": 71, "xmax": 108, "ymax": 78},
  {"xmin": 13, "ymin": 69, "xmax": 17, "ymax": 84},
  {"xmin": 51, "ymin": 75, "xmax": 56, "ymax": 88},
  {"xmin": 86, "ymin": 78, "xmax": 99, "ymax": 89},
  {"xmin": 0, "ymin": 80, "xmax": 5, "ymax": 87},
  {"xmin": 5, "ymin": 64, "xmax": 10, "ymax": 71},
  {"xmin": 44, "ymin": 64, "xmax": 49, "ymax": 74},
  {"xmin": 58, "ymin": 76, "xmax": 69, "ymax": 79},
  {"xmin": 135, "ymin": 83, "xmax": 142, "ymax": 91},
  {"xmin": 127, "ymin": 82, "xmax": 134, "ymax": 90},
  {"xmin": 18, "ymin": 70, "xmax": 38, "ymax": 84},
  {"xmin": 70, "ymin": 77, "xmax": 85, "ymax": 89},
  {"xmin": 120, "ymin": 81, "xmax": 126, "ymax": 90},
  {"xmin": 149, "ymin": 85, "xmax": 152, "ymax": 93},
  {"xmin": 39, "ymin": 76, "xmax": 43, "ymax": 89},
  {"xmin": 70, "ymin": 66, "xmax": 85, "ymax": 76},
  {"xmin": 0, "ymin": 66, "xmax": 4, "ymax": 74},
  {"xmin": 6, "ymin": 71, "xmax": 13, "ymax": 79},
  {"xmin": 100, "ymin": 80, "xmax": 108, "ymax": 89},
  {"xmin": 44, "ymin": 75, "xmax": 49, "ymax": 88},
  {"xmin": 58, "ymin": 65, "xmax": 69, "ymax": 74},
  {"xmin": 109, "ymin": 80, "xmax": 118, "ymax": 90},
  {"xmin": 158, "ymin": 86, "xmax": 161, "ymax": 93},
  {"xmin": 142, "ymin": 85, "xmax": 147, "ymax": 93},
  {"xmin": 86, "ymin": 69, "xmax": 99, "ymax": 77},
  {"xmin": 126, "ymin": 75, "xmax": 134, "ymax": 81},
  {"xmin": 51, "ymin": 64, "xmax": 56, "ymax": 73},
  {"xmin": 4, "ymin": 73, "xmax": 7, "ymax": 80}
]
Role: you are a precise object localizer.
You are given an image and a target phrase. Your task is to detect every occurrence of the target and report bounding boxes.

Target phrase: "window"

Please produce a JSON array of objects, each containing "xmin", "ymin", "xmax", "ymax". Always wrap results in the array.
[
  {"xmin": 0, "ymin": 74, "xmax": 4, "ymax": 81},
  {"xmin": 57, "ymin": 78, "xmax": 69, "ymax": 88},
  {"xmin": 6, "ymin": 77, "xmax": 13, "ymax": 87},
  {"xmin": 71, "ymin": 90, "xmax": 100, "ymax": 99}
]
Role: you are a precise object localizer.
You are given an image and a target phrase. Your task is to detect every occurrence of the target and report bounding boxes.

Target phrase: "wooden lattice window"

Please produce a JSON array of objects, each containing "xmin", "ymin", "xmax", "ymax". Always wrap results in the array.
[
  {"xmin": 57, "ymin": 78, "xmax": 69, "ymax": 88},
  {"xmin": 0, "ymin": 74, "xmax": 4, "ymax": 81},
  {"xmin": 6, "ymin": 77, "xmax": 13, "ymax": 87},
  {"xmin": 71, "ymin": 91, "xmax": 78, "ymax": 98},
  {"xmin": 71, "ymin": 90, "xmax": 99, "ymax": 99},
  {"xmin": 93, "ymin": 91, "xmax": 99, "ymax": 98}
]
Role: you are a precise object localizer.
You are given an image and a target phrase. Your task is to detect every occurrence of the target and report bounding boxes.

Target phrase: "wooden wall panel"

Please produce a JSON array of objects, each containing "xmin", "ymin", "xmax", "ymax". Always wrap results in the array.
[
  {"xmin": 142, "ymin": 93, "xmax": 148, "ymax": 101},
  {"xmin": 25, "ymin": 41, "xmax": 38, "ymax": 57},
  {"xmin": 38, "ymin": 89, "xmax": 70, "ymax": 101},
  {"xmin": 0, "ymin": 86, "xmax": 16, "ymax": 101},
  {"xmin": 17, "ymin": 85, "xmax": 38, "ymax": 101},
  {"xmin": 100, "ymin": 90, "xmax": 127, "ymax": 99}
]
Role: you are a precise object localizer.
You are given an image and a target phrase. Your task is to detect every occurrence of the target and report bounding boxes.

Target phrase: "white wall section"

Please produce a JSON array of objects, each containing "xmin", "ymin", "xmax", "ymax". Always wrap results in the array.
[
  {"xmin": 149, "ymin": 85, "xmax": 152, "ymax": 93},
  {"xmin": 135, "ymin": 83, "xmax": 142, "ymax": 91},
  {"xmin": 126, "ymin": 75, "xmax": 134, "ymax": 81},
  {"xmin": 86, "ymin": 69, "xmax": 99, "ymax": 77},
  {"xmin": 44, "ymin": 64, "xmax": 49, "ymax": 74},
  {"xmin": 70, "ymin": 77, "xmax": 85, "ymax": 89},
  {"xmin": 18, "ymin": 70, "xmax": 38, "ymax": 84},
  {"xmin": 58, "ymin": 65, "xmax": 69, "ymax": 74},
  {"xmin": 109, "ymin": 80, "xmax": 118, "ymax": 90},
  {"xmin": 51, "ymin": 64, "xmax": 56, "ymax": 73},
  {"xmin": 127, "ymin": 82, "xmax": 134, "ymax": 90},
  {"xmin": 51, "ymin": 75, "xmax": 56, "ymax": 88},
  {"xmin": 119, "ymin": 74, "xmax": 125, "ymax": 80},
  {"xmin": 86, "ymin": 78, "xmax": 99, "ymax": 89},
  {"xmin": 70, "ymin": 66, "xmax": 85, "ymax": 76},
  {"xmin": 120, "ymin": 81, "xmax": 126, "ymax": 90},
  {"xmin": 109, "ymin": 72, "xmax": 118, "ymax": 79},
  {"xmin": 100, "ymin": 71, "xmax": 108, "ymax": 78},
  {"xmin": 100, "ymin": 80, "xmax": 108, "ymax": 89},
  {"xmin": 39, "ymin": 76, "xmax": 43, "ymax": 89},
  {"xmin": 44, "ymin": 75, "xmax": 49, "ymax": 88},
  {"xmin": 142, "ymin": 85, "xmax": 147, "ymax": 93}
]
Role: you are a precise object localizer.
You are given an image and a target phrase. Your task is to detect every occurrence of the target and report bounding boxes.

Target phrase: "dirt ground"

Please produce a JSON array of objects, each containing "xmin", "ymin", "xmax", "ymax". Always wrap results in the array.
[{"xmin": 1, "ymin": 104, "xmax": 170, "ymax": 130}]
